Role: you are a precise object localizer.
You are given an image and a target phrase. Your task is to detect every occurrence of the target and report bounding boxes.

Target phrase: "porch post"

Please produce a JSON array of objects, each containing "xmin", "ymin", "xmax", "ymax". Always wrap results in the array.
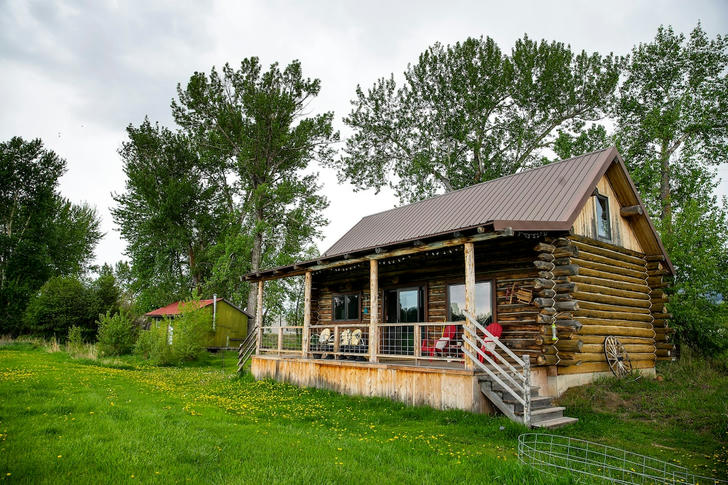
[
  {"xmin": 463, "ymin": 242, "xmax": 476, "ymax": 370},
  {"xmin": 302, "ymin": 270, "xmax": 312, "ymax": 357},
  {"xmin": 369, "ymin": 258, "xmax": 379, "ymax": 363},
  {"xmin": 255, "ymin": 280, "xmax": 263, "ymax": 355}
]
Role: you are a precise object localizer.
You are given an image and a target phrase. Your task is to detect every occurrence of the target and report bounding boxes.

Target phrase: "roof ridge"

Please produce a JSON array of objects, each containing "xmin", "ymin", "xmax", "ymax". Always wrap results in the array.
[{"xmin": 354, "ymin": 147, "xmax": 612, "ymax": 222}]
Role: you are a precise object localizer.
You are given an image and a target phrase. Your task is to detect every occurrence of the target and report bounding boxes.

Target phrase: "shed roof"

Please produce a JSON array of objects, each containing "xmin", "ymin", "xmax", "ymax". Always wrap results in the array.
[{"xmin": 145, "ymin": 298, "xmax": 252, "ymax": 318}]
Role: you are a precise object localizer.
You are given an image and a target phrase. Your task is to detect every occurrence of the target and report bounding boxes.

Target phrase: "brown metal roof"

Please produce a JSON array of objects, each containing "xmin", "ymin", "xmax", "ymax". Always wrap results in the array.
[
  {"xmin": 324, "ymin": 148, "xmax": 614, "ymax": 257},
  {"xmin": 247, "ymin": 146, "xmax": 674, "ymax": 280}
]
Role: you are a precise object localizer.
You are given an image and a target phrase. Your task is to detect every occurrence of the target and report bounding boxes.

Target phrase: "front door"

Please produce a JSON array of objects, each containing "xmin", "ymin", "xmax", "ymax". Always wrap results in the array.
[{"xmin": 383, "ymin": 287, "xmax": 424, "ymax": 355}]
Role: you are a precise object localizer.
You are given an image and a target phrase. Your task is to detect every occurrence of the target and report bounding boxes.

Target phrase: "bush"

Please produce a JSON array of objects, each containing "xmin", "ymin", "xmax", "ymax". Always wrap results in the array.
[
  {"xmin": 134, "ymin": 321, "xmax": 169, "ymax": 364},
  {"xmin": 66, "ymin": 325, "xmax": 84, "ymax": 353},
  {"xmin": 170, "ymin": 303, "xmax": 211, "ymax": 362},
  {"xmin": 97, "ymin": 311, "xmax": 138, "ymax": 356},
  {"xmin": 23, "ymin": 276, "xmax": 96, "ymax": 340},
  {"xmin": 134, "ymin": 300, "xmax": 212, "ymax": 365}
]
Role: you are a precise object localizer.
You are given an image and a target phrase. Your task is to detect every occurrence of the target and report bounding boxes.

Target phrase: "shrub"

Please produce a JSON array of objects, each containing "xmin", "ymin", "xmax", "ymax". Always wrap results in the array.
[
  {"xmin": 97, "ymin": 311, "xmax": 138, "ymax": 356},
  {"xmin": 66, "ymin": 325, "xmax": 84, "ymax": 353},
  {"xmin": 23, "ymin": 276, "xmax": 96, "ymax": 340},
  {"xmin": 134, "ymin": 319, "xmax": 173, "ymax": 365},
  {"xmin": 134, "ymin": 300, "xmax": 212, "ymax": 365},
  {"xmin": 170, "ymin": 304, "xmax": 211, "ymax": 363}
]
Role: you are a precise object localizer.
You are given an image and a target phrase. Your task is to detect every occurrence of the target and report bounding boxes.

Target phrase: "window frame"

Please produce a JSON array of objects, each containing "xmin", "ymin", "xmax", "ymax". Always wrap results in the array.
[
  {"xmin": 331, "ymin": 291, "xmax": 362, "ymax": 322},
  {"xmin": 594, "ymin": 193, "xmax": 612, "ymax": 242},
  {"xmin": 445, "ymin": 278, "xmax": 497, "ymax": 323}
]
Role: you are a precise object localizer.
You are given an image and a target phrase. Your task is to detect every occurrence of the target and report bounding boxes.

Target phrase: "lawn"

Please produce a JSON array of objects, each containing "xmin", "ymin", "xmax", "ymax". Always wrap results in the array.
[{"xmin": 0, "ymin": 343, "xmax": 725, "ymax": 484}]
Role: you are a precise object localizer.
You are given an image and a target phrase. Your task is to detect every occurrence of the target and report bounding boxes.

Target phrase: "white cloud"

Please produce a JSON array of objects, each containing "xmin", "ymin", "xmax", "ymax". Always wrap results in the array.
[{"xmin": 1, "ymin": 0, "xmax": 726, "ymax": 266}]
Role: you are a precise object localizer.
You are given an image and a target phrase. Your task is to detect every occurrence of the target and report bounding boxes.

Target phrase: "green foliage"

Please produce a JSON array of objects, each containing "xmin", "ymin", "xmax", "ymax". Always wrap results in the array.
[
  {"xmin": 91, "ymin": 264, "xmax": 121, "ymax": 318},
  {"xmin": 135, "ymin": 301, "xmax": 211, "ymax": 364},
  {"xmin": 0, "ymin": 136, "xmax": 102, "ymax": 334},
  {"xmin": 21, "ymin": 271, "xmax": 123, "ymax": 341},
  {"xmin": 657, "ymin": 199, "xmax": 728, "ymax": 355},
  {"xmin": 172, "ymin": 58, "xmax": 337, "ymax": 316},
  {"xmin": 134, "ymin": 320, "xmax": 172, "ymax": 364},
  {"xmin": 66, "ymin": 325, "xmax": 84, "ymax": 354},
  {"xmin": 169, "ymin": 302, "xmax": 212, "ymax": 362},
  {"xmin": 615, "ymin": 23, "xmax": 728, "ymax": 222},
  {"xmin": 22, "ymin": 276, "xmax": 96, "ymax": 340},
  {"xmin": 114, "ymin": 58, "xmax": 334, "ymax": 318},
  {"xmin": 334, "ymin": 35, "xmax": 621, "ymax": 203},
  {"xmin": 96, "ymin": 311, "xmax": 138, "ymax": 356},
  {"xmin": 112, "ymin": 121, "xmax": 224, "ymax": 310}
]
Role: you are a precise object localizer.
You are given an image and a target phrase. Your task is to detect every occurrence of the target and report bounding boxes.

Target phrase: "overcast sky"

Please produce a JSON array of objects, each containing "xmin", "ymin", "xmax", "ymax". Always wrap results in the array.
[{"xmin": 2, "ymin": 0, "xmax": 727, "ymax": 268}]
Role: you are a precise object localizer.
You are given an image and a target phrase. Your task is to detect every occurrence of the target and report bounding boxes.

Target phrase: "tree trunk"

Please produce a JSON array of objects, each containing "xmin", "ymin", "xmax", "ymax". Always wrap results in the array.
[
  {"xmin": 246, "ymin": 208, "xmax": 264, "ymax": 326},
  {"xmin": 659, "ymin": 141, "xmax": 671, "ymax": 226},
  {"xmin": 189, "ymin": 246, "xmax": 199, "ymax": 293}
]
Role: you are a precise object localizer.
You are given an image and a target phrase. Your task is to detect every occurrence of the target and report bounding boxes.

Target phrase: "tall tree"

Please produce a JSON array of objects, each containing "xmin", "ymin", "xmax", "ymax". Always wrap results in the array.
[
  {"xmin": 172, "ymin": 58, "xmax": 337, "ymax": 321},
  {"xmin": 333, "ymin": 36, "xmax": 621, "ymax": 203},
  {"xmin": 616, "ymin": 24, "xmax": 728, "ymax": 225},
  {"xmin": 0, "ymin": 137, "xmax": 101, "ymax": 333},
  {"xmin": 112, "ymin": 120, "xmax": 225, "ymax": 311}
]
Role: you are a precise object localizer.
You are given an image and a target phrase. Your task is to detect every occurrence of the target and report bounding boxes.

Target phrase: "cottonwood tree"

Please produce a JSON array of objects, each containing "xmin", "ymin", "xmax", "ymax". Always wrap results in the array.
[
  {"xmin": 616, "ymin": 24, "xmax": 728, "ymax": 225},
  {"xmin": 0, "ymin": 137, "xmax": 101, "ymax": 333},
  {"xmin": 614, "ymin": 24, "xmax": 728, "ymax": 355},
  {"xmin": 333, "ymin": 36, "xmax": 621, "ymax": 202},
  {"xmin": 112, "ymin": 120, "xmax": 225, "ymax": 311},
  {"xmin": 172, "ymin": 58, "xmax": 337, "ymax": 321}
]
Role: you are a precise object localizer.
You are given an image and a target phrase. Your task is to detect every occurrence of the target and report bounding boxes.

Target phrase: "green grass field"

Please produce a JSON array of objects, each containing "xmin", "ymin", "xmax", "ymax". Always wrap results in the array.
[{"xmin": 0, "ymin": 342, "xmax": 725, "ymax": 484}]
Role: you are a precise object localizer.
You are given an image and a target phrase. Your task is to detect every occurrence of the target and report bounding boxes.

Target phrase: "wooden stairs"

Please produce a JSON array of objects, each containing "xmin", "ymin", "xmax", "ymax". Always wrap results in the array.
[{"xmin": 479, "ymin": 375, "xmax": 578, "ymax": 429}]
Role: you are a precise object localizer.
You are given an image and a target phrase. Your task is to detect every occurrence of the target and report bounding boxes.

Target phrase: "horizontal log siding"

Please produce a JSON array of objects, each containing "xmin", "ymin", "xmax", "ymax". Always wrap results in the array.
[
  {"xmin": 647, "ymin": 260, "xmax": 675, "ymax": 360},
  {"xmin": 560, "ymin": 235, "xmax": 656, "ymax": 375}
]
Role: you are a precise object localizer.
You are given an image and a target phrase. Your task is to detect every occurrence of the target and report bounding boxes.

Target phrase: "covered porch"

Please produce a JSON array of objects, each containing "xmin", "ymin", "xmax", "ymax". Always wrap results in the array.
[{"xmin": 242, "ymin": 229, "xmax": 569, "ymax": 425}]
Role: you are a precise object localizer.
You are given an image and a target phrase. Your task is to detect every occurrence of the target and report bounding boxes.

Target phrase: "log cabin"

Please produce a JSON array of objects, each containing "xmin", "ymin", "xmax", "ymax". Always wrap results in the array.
[{"xmin": 243, "ymin": 147, "xmax": 674, "ymax": 428}]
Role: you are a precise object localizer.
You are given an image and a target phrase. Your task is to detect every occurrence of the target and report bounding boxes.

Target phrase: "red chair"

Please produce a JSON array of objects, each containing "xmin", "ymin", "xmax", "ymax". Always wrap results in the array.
[
  {"xmin": 479, "ymin": 322, "xmax": 503, "ymax": 363},
  {"xmin": 421, "ymin": 324, "xmax": 458, "ymax": 357}
]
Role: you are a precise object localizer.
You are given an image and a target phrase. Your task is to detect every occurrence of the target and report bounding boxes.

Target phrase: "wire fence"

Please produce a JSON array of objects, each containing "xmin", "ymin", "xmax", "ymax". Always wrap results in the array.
[{"xmin": 518, "ymin": 433, "xmax": 727, "ymax": 485}]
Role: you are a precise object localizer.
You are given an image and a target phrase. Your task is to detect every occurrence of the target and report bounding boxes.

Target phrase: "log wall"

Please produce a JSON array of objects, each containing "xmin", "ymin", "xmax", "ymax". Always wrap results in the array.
[
  {"xmin": 545, "ymin": 234, "xmax": 662, "ymax": 374},
  {"xmin": 647, "ymin": 259, "xmax": 675, "ymax": 360}
]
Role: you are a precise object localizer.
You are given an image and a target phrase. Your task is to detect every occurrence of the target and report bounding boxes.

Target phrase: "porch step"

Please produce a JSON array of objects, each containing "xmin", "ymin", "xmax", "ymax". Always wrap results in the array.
[
  {"xmin": 504, "ymin": 395, "xmax": 553, "ymax": 412},
  {"xmin": 519, "ymin": 406, "xmax": 567, "ymax": 423},
  {"xmin": 478, "ymin": 375, "xmax": 578, "ymax": 429},
  {"xmin": 532, "ymin": 416, "xmax": 579, "ymax": 429}
]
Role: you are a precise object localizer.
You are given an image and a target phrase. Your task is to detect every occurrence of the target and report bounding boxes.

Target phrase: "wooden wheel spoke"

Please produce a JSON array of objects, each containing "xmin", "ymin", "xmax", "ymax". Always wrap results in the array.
[{"xmin": 604, "ymin": 335, "xmax": 631, "ymax": 378}]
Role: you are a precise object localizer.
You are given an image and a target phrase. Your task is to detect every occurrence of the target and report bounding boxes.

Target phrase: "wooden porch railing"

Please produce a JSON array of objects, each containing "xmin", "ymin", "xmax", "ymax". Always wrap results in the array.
[{"xmin": 460, "ymin": 310, "xmax": 532, "ymax": 426}]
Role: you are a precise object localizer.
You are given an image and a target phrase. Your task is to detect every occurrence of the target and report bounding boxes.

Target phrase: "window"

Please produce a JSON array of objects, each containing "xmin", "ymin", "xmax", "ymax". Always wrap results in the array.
[
  {"xmin": 385, "ymin": 287, "xmax": 425, "ymax": 323},
  {"xmin": 448, "ymin": 281, "xmax": 493, "ymax": 325},
  {"xmin": 595, "ymin": 194, "xmax": 611, "ymax": 240},
  {"xmin": 333, "ymin": 293, "xmax": 360, "ymax": 321},
  {"xmin": 382, "ymin": 287, "xmax": 424, "ymax": 356}
]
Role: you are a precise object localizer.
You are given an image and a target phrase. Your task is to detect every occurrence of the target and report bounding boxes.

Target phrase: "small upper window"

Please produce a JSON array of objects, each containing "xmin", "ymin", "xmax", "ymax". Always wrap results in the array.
[
  {"xmin": 595, "ymin": 194, "xmax": 611, "ymax": 240},
  {"xmin": 333, "ymin": 293, "xmax": 360, "ymax": 321}
]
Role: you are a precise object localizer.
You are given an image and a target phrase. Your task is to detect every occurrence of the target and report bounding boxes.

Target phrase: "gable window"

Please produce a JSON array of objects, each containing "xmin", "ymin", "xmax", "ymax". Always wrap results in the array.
[
  {"xmin": 595, "ymin": 194, "xmax": 612, "ymax": 241},
  {"xmin": 333, "ymin": 293, "xmax": 360, "ymax": 321}
]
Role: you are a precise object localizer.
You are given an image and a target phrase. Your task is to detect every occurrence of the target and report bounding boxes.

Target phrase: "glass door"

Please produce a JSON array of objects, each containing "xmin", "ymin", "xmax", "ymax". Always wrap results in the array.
[{"xmin": 383, "ymin": 287, "xmax": 423, "ymax": 355}]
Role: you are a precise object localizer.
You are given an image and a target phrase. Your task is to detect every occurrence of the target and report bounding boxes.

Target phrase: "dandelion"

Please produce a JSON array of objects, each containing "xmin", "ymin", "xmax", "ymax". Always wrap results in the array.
[{"xmin": 57, "ymin": 455, "xmax": 62, "ymax": 458}]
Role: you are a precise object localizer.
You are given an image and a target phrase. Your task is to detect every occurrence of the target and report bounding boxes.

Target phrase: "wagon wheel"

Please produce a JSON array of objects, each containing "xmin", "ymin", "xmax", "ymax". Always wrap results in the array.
[{"xmin": 604, "ymin": 335, "xmax": 632, "ymax": 377}]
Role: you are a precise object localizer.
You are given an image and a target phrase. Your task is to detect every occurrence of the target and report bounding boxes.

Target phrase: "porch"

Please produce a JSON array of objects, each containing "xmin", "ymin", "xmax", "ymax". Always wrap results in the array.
[{"xmin": 243, "ymin": 231, "xmax": 579, "ymax": 427}]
